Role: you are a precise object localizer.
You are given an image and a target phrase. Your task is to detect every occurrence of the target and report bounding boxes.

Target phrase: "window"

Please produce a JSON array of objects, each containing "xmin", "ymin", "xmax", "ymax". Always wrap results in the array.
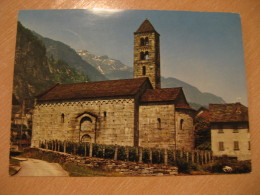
[
  {"xmin": 140, "ymin": 52, "xmax": 145, "ymax": 60},
  {"xmin": 248, "ymin": 141, "xmax": 251, "ymax": 150},
  {"xmin": 140, "ymin": 38, "xmax": 145, "ymax": 46},
  {"xmin": 142, "ymin": 66, "xmax": 146, "ymax": 75},
  {"xmin": 219, "ymin": 142, "xmax": 224, "ymax": 151},
  {"xmin": 104, "ymin": 111, "xmax": 107, "ymax": 118},
  {"xmin": 180, "ymin": 119, "xmax": 184, "ymax": 130},
  {"xmin": 61, "ymin": 113, "xmax": 65, "ymax": 123},
  {"xmin": 144, "ymin": 51, "xmax": 149, "ymax": 60},
  {"xmin": 234, "ymin": 141, "xmax": 239, "ymax": 150},
  {"xmin": 157, "ymin": 118, "xmax": 161, "ymax": 129},
  {"xmin": 233, "ymin": 125, "xmax": 238, "ymax": 133},
  {"xmin": 144, "ymin": 37, "xmax": 149, "ymax": 45}
]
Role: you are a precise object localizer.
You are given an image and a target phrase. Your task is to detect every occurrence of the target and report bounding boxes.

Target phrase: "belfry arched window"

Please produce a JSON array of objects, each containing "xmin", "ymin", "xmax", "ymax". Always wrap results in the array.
[
  {"xmin": 144, "ymin": 37, "xmax": 149, "ymax": 45},
  {"xmin": 140, "ymin": 38, "xmax": 145, "ymax": 46},
  {"xmin": 142, "ymin": 66, "xmax": 146, "ymax": 75},
  {"xmin": 140, "ymin": 52, "xmax": 145, "ymax": 60},
  {"xmin": 144, "ymin": 51, "xmax": 149, "ymax": 60}
]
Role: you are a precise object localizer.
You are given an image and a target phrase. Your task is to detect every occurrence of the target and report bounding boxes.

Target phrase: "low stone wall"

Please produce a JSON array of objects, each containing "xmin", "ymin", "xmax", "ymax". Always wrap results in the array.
[{"xmin": 34, "ymin": 148, "xmax": 178, "ymax": 176}]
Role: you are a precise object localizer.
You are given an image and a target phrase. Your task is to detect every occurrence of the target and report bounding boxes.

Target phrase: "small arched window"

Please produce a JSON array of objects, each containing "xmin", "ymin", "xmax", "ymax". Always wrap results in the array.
[
  {"xmin": 180, "ymin": 119, "xmax": 184, "ymax": 130},
  {"xmin": 157, "ymin": 118, "xmax": 161, "ymax": 129},
  {"xmin": 144, "ymin": 51, "xmax": 149, "ymax": 60},
  {"xmin": 144, "ymin": 37, "xmax": 149, "ymax": 45},
  {"xmin": 142, "ymin": 66, "xmax": 146, "ymax": 75},
  {"xmin": 104, "ymin": 111, "xmax": 107, "ymax": 118},
  {"xmin": 61, "ymin": 113, "xmax": 65, "ymax": 123},
  {"xmin": 140, "ymin": 52, "xmax": 145, "ymax": 60},
  {"xmin": 140, "ymin": 38, "xmax": 145, "ymax": 46},
  {"xmin": 80, "ymin": 117, "xmax": 92, "ymax": 131}
]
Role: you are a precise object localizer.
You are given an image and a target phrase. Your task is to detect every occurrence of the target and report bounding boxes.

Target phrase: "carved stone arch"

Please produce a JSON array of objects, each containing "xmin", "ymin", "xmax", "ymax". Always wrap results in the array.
[{"xmin": 81, "ymin": 134, "xmax": 92, "ymax": 143}]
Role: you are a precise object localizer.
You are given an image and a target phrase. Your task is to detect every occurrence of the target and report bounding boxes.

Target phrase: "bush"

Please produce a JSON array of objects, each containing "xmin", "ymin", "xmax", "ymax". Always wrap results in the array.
[
  {"xmin": 104, "ymin": 145, "xmax": 115, "ymax": 159},
  {"xmin": 152, "ymin": 149, "xmax": 164, "ymax": 164},
  {"xmin": 93, "ymin": 143, "xmax": 104, "ymax": 158},
  {"xmin": 142, "ymin": 148, "xmax": 150, "ymax": 163},
  {"xmin": 117, "ymin": 146, "xmax": 127, "ymax": 161},
  {"xmin": 128, "ymin": 147, "xmax": 138, "ymax": 162}
]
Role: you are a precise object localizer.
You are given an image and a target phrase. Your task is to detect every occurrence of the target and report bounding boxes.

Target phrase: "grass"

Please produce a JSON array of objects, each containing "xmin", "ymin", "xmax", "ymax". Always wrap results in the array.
[{"xmin": 62, "ymin": 162, "xmax": 125, "ymax": 177}]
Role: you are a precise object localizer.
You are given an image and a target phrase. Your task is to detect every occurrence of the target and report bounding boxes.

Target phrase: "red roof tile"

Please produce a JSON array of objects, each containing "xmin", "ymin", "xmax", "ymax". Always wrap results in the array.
[
  {"xmin": 209, "ymin": 103, "xmax": 248, "ymax": 122},
  {"xmin": 37, "ymin": 78, "xmax": 149, "ymax": 101},
  {"xmin": 140, "ymin": 88, "xmax": 181, "ymax": 102}
]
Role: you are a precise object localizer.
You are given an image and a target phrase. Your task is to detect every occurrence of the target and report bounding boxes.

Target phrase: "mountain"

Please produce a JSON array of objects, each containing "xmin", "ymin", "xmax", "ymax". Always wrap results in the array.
[
  {"xmin": 161, "ymin": 77, "xmax": 225, "ymax": 107},
  {"xmin": 13, "ymin": 22, "xmax": 89, "ymax": 106},
  {"xmin": 77, "ymin": 50, "xmax": 225, "ymax": 109},
  {"xmin": 77, "ymin": 50, "xmax": 133, "ymax": 80},
  {"xmin": 34, "ymin": 34, "xmax": 107, "ymax": 82}
]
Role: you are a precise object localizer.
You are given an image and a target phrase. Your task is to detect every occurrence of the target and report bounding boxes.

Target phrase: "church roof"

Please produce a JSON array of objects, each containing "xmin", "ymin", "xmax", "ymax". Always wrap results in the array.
[
  {"xmin": 135, "ymin": 19, "xmax": 159, "ymax": 35},
  {"xmin": 140, "ymin": 88, "xmax": 192, "ymax": 109},
  {"xmin": 209, "ymin": 103, "xmax": 248, "ymax": 123},
  {"xmin": 36, "ymin": 77, "xmax": 150, "ymax": 101}
]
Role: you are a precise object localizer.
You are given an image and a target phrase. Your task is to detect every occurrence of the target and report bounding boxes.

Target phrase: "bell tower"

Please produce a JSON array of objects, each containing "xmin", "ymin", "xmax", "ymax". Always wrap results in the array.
[{"xmin": 133, "ymin": 19, "xmax": 161, "ymax": 89}]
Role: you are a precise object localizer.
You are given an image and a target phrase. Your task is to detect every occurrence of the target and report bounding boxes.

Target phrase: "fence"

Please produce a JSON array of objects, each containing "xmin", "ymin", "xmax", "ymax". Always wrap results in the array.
[{"xmin": 39, "ymin": 140, "xmax": 213, "ymax": 165}]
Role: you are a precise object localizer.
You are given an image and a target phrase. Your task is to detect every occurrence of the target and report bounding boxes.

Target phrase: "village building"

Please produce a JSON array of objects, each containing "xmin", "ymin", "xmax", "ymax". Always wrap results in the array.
[
  {"xmin": 31, "ymin": 19, "xmax": 195, "ymax": 150},
  {"xmin": 209, "ymin": 103, "xmax": 251, "ymax": 160}
]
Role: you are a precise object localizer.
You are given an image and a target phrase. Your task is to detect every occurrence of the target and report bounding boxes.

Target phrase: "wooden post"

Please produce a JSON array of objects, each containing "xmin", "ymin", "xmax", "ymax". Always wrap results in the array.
[
  {"xmin": 51, "ymin": 140, "xmax": 54, "ymax": 151},
  {"xmin": 205, "ymin": 151, "xmax": 208, "ymax": 164},
  {"xmin": 197, "ymin": 151, "xmax": 200, "ymax": 164},
  {"xmin": 73, "ymin": 142, "xmax": 77, "ymax": 155},
  {"xmin": 45, "ymin": 140, "xmax": 47, "ymax": 149},
  {"xmin": 201, "ymin": 151, "xmax": 204, "ymax": 165},
  {"xmin": 191, "ymin": 151, "xmax": 194, "ymax": 163},
  {"xmin": 139, "ymin": 147, "xmax": 143, "ymax": 163},
  {"xmin": 84, "ymin": 142, "xmax": 87, "ymax": 157},
  {"xmin": 89, "ymin": 143, "xmax": 93, "ymax": 157},
  {"xmin": 180, "ymin": 150, "xmax": 183, "ymax": 159},
  {"xmin": 173, "ymin": 150, "xmax": 176, "ymax": 162},
  {"xmin": 114, "ymin": 145, "xmax": 118, "ymax": 160},
  {"xmin": 164, "ymin": 149, "xmax": 168, "ymax": 165},
  {"xmin": 149, "ymin": 148, "xmax": 152, "ymax": 163},
  {"xmin": 64, "ymin": 141, "xmax": 66, "ymax": 153},
  {"xmin": 186, "ymin": 151, "xmax": 189, "ymax": 162},
  {"xmin": 126, "ymin": 146, "xmax": 129, "ymax": 161}
]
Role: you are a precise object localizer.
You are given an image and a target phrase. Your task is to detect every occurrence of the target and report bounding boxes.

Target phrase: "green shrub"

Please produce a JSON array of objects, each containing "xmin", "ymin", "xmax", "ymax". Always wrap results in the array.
[
  {"xmin": 142, "ymin": 148, "xmax": 150, "ymax": 163},
  {"xmin": 128, "ymin": 147, "xmax": 138, "ymax": 162},
  {"xmin": 104, "ymin": 145, "xmax": 115, "ymax": 159},
  {"xmin": 117, "ymin": 146, "xmax": 127, "ymax": 161},
  {"xmin": 93, "ymin": 143, "xmax": 104, "ymax": 158}
]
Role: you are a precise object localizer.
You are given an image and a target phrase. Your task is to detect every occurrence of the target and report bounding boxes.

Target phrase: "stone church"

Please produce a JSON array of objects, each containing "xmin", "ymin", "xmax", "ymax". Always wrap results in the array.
[{"xmin": 31, "ymin": 19, "xmax": 195, "ymax": 150}]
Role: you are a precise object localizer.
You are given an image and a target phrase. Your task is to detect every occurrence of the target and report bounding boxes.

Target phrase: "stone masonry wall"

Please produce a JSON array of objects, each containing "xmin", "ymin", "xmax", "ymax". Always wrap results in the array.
[
  {"xmin": 175, "ymin": 109, "xmax": 194, "ymax": 150},
  {"xmin": 32, "ymin": 97, "xmax": 136, "ymax": 147},
  {"xmin": 134, "ymin": 32, "xmax": 161, "ymax": 89},
  {"xmin": 139, "ymin": 103, "xmax": 176, "ymax": 148}
]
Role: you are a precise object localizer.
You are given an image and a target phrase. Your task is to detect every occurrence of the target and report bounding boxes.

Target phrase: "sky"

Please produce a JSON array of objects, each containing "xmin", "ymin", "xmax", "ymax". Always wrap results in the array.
[{"xmin": 18, "ymin": 9, "xmax": 248, "ymax": 105}]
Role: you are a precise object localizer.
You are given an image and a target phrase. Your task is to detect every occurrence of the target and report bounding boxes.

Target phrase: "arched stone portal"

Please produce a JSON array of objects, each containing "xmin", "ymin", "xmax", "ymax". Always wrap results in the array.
[{"xmin": 81, "ymin": 134, "xmax": 91, "ymax": 143}]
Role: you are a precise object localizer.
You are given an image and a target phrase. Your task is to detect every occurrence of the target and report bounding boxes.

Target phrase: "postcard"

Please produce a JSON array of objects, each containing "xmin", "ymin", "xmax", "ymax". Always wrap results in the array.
[{"xmin": 9, "ymin": 9, "xmax": 251, "ymax": 176}]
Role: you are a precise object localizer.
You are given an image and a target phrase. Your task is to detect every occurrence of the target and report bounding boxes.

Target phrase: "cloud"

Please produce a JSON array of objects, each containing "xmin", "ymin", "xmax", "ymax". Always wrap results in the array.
[{"xmin": 87, "ymin": 8, "xmax": 124, "ymax": 17}]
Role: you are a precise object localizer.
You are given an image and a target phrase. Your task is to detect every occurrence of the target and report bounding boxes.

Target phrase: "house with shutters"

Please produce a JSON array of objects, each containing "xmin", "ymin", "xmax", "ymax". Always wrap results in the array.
[
  {"xmin": 209, "ymin": 103, "xmax": 251, "ymax": 160},
  {"xmin": 31, "ymin": 19, "xmax": 195, "ymax": 150}
]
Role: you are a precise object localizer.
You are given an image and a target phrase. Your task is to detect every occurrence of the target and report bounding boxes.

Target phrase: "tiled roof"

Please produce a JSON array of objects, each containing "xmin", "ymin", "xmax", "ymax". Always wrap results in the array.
[
  {"xmin": 140, "ymin": 88, "xmax": 192, "ymax": 109},
  {"xmin": 36, "ymin": 77, "xmax": 149, "ymax": 101},
  {"xmin": 135, "ymin": 19, "xmax": 159, "ymax": 34},
  {"xmin": 209, "ymin": 103, "xmax": 248, "ymax": 122}
]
